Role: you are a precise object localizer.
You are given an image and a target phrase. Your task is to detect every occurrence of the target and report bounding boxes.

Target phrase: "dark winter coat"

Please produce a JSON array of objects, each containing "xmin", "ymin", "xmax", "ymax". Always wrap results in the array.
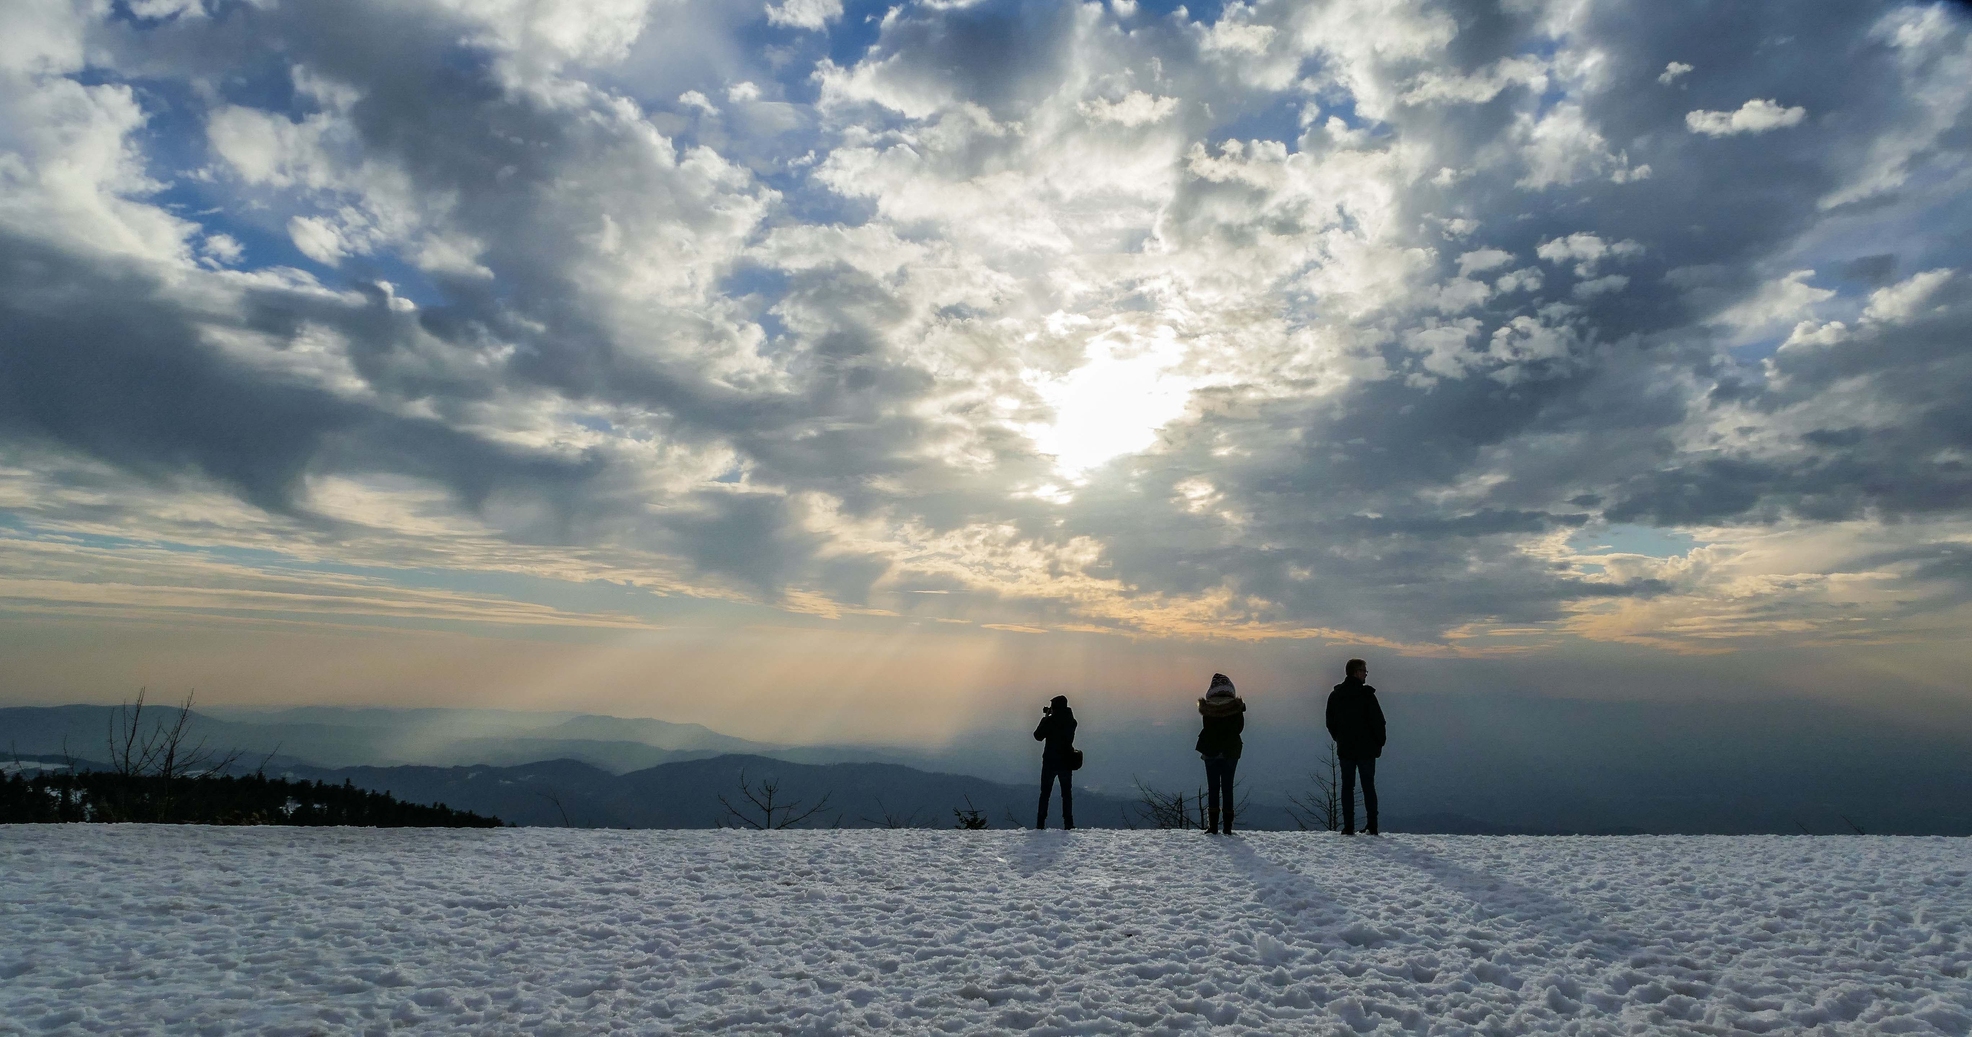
[
  {"xmin": 1034, "ymin": 707, "xmax": 1077, "ymax": 762},
  {"xmin": 1325, "ymin": 680, "xmax": 1386, "ymax": 760},
  {"xmin": 1195, "ymin": 696, "xmax": 1246, "ymax": 759}
]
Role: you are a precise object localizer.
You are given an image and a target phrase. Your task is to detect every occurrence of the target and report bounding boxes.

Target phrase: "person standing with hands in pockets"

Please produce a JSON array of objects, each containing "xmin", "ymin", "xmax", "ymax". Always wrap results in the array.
[{"xmin": 1326, "ymin": 658, "xmax": 1386, "ymax": 835}]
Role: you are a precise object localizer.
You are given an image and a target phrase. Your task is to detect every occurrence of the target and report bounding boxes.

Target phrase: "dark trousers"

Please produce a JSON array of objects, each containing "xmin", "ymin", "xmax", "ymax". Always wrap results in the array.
[
  {"xmin": 1204, "ymin": 755, "xmax": 1237, "ymax": 832},
  {"xmin": 1341, "ymin": 756, "xmax": 1378, "ymax": 832},
  {"xmin": 1037, "ymin": 757, "xmax": 1073, "ymax": 829}
]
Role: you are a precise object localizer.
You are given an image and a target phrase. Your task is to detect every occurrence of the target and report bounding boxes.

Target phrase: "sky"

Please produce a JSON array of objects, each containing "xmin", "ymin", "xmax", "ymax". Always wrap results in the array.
[{"xmin": 3, "ymin": 0, "xmax": 1972, "ymax": 746}]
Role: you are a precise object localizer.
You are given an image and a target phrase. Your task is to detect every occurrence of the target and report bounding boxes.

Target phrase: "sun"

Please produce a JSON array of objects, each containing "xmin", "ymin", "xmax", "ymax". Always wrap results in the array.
[{"xmin": 1025, "ymin": 326, "xmax": 1197, "ymax": 483}]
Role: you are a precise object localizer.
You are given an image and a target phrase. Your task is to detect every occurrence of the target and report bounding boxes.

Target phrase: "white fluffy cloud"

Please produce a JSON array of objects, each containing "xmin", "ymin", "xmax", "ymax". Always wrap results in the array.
[
  {"xmin": 765, "ymin": 0, "xmax": 841, "ymax": 31},
  {"xmin": 1536, "ymin": 234, "xmax": 1643, "ymax": 277},
  {"xmin": 1686, "ymin": 98, "xmax": 1807, "ymax": 136}
]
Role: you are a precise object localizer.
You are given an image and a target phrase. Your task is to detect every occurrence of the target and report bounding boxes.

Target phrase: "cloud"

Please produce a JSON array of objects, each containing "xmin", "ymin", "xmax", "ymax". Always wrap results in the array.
[
  {"xmin": 1078, "ymin": 91, "xmax": 1180, "ymax": 127},
  {"xmin": 1862, "ymin": 268, "xmax": 1955, "ymax": 323},
  {"xmin": 1686, "ymin": 98, "xmax": 1808, "ymax": 136},
  {"xmin": 1, "ymin": 0, "xmax": 1970, "ymax": 662},
  {"xmin": 1716, "ymin": 270, "xmax": 1836, "ymax": 339},
  {"xmin": 1818, "ymin": 5, "xmax": 1972, "ymax": 208},
  {"xmin": 764, "ymin": 0, "xmax": 841, "ymax": 32},
  {"xmin": 1572, "ymin": 274, "xmax": 1629, "ymax": 298},
  {"xmin": 0, "ymin": 533, "xmax": 661, "ymax": 632},
  {"xmin": 1514, "ymin": 103, "xmax": 1647, "ymax": 188},
  {"xmin": 1536, "ymin": 234, "xmax": 1643, "ymax": 277},
  {"xmin": 1457, "ymin": 248, "xmax": 1514, "ymax": 277}
]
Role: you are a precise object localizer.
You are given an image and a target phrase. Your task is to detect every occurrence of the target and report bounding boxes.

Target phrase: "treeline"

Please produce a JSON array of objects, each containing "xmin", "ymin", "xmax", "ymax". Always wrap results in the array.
[
  {"xmin": 0, "ymin": 769, "xmax": 503, "ymax": 827},
  {"xmin": 2, "ymin": 688, "xmax": 499, "ymax": 827}
]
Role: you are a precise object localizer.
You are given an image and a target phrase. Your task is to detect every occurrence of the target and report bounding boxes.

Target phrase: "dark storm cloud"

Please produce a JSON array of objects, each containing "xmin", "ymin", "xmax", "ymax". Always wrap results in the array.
[{"xmin": 0, "ymin": 233, "xmax": 597, "ymax": 521}]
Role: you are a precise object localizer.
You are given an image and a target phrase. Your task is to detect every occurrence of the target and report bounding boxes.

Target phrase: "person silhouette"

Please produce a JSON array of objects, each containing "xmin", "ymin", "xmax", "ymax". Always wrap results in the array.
[
  {"xmin": 1196, "ymin": 673, "xmax": 1245, "ymax": 834},
  {"xmin": 1033, "ymin": 695, "xmax": 1076, "ymax": 830},
  {"xmin": 1325, "ymin": 658, "xmax": 1386, "ymax": 835}
]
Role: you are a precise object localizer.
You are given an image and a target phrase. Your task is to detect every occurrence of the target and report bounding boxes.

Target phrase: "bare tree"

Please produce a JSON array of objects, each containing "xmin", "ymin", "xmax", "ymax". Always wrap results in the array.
[
  {"xmin": 718, "ymin": 768, "xmax": 833, "ymax": 830},
  {"xmin": 101, "ymin": 689, "xmax": 241, "ymax": 822},
  {"xmin": 1131, "ymin": 776, "xmax": 1252, "ymax": 830},
  {"xmin": 1286, "ymin": 743, "xmax": 1362, "ymax": 833},
  {"xmin": 1130, "ymin": 779, "xmax": 1225, "ymax": 830},
  {"xmin": 1131, "ymin": 779, "xmax": 1202, "ymax": 829},
  {"xmin": 107, "ymin": 689, "xmax": 237, "ymax": 778}
]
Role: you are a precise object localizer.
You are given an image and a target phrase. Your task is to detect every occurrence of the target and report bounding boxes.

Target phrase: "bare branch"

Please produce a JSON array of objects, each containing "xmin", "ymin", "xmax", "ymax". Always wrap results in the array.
[
  {"xmin": 773, "ymin": 790, "xmax": 832, "ymax": 829},
  {"xmin": 253, "ymin": 742, "xmax": 282, "ymax": 778},
  {"xmin": 1285, "ymin": 744, "xmax": 1358, "ymax": 833},
  {"xmin": 1131, "ymin": 778, "xmax": 1201, "ymax": 829},
  {"xmin": 717, "ymin": 793, "xmax": 766, "ymax": 829},
  {"xmin": 863, "ymin": 798, "xmax": 934, "ymax": 829},
  {"xmin": 107, "ymin": 687, "xmax": 163, "ymax": 779},
  {"xmin": 718, "ymin": 768, "xmax": 832, "ymax": 830},
  {"xmin": 537, "ymin": 785, "xmax": 573, "ymax": 827}
]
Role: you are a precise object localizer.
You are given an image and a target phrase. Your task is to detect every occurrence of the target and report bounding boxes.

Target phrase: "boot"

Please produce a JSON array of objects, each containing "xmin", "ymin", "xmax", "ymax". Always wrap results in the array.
[
  {"xmin": 1206, "ymin": 804, "xmax": 1220, "ymax": 834},
  {"xmin": 1366, "ymin": 812, "xmax": 1378, "ymax": 836},
  {"xmin": 1342, "ymin": 808, "xmax": 1355, "ymax": 836},
  {"xmin": 1222, "ymin": 804, "xmax": 1234, "ymax": 835}
]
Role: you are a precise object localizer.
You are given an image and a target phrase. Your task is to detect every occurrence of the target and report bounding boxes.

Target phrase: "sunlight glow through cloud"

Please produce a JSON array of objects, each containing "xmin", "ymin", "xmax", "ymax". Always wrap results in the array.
[{"xmin": 1026, "ymin": 328, "xmax": 1197, "ymax": 483}]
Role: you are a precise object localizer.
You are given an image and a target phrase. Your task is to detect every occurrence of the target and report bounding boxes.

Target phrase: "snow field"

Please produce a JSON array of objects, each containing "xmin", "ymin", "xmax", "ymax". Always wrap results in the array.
[{"xmin": 2, "ymin": 827, "xmax": 1968, "ymax": 1035}]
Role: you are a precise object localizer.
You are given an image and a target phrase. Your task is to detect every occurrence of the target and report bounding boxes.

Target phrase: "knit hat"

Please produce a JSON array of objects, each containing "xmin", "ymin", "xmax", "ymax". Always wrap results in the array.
[
  {"xmin": 1050, "ymin": 695, "xmax": 1069, "ymax": 708},
  {"xmin": 1206, "ymin": 673, "xmax": 1236, "ymax": 699}
]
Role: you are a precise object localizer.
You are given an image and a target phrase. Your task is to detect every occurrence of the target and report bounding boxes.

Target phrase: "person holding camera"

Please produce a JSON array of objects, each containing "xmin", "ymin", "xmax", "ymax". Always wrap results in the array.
[{"xmin": 1033, "ymin": 694, "xmax": 1077, "ymax": 830}]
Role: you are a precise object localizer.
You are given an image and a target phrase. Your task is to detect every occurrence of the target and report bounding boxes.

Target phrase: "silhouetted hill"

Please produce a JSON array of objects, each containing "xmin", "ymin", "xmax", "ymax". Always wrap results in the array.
[{"xmin": 273, "ymin": 754, "xmax": 1146, "ymax": 829}]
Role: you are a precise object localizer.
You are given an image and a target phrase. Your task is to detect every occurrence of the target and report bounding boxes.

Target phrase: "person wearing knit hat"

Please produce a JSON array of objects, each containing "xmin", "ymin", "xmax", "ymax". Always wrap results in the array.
[
  {"xmin": 1195, "ymin": 673, "xmax": 1246, "ymax": 834},
  {"xmin": 1033, "ymin": 695, "xmax": 1077, "ymax": 830}
]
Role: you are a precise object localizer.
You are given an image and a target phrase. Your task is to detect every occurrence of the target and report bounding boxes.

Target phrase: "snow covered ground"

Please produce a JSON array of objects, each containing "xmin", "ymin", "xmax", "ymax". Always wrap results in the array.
[{"xmin": 2, "ymin": 828, "xmax": 1968, "ymax": 1035}]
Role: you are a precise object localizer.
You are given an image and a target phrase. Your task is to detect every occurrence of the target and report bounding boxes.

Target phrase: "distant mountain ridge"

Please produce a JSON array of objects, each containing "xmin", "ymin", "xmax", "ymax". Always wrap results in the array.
[
  {"xmin": 10, "ymin": 697, "xmax": 1972, "ymax": 835},
  {"xmin": 0, "ymin": 704, "xmax": 791, "ymax": 773},
  {"xmin": 273, "ymin": 754, "xmax": 1128, "ymax": 829},
  {"xmin": 0, "ymin": 747, "xmax": 1611, "ymax": 834},
  {"xmin": 265, "ymin": 755, "xmax": 1564, "ymax": 833}
]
